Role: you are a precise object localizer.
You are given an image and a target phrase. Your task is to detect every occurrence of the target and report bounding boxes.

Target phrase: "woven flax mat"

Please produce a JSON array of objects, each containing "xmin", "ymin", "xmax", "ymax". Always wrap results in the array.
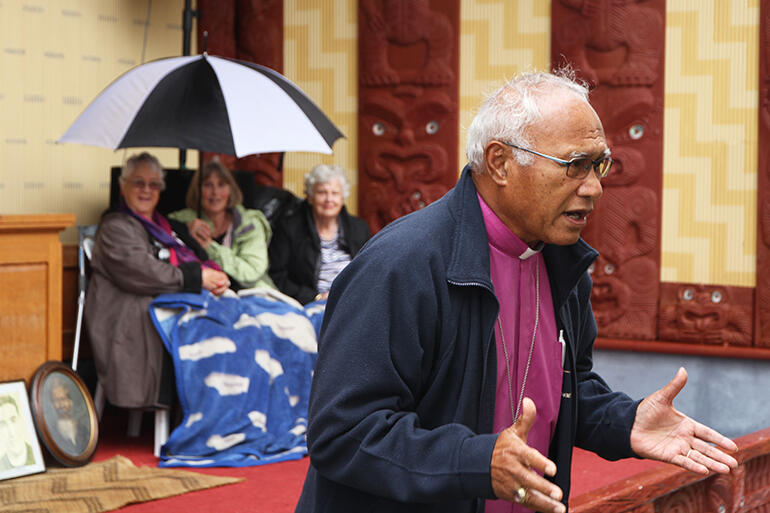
[{"xmin": 0, "ymin": 455, "xmax": 243, "ymax": 513}]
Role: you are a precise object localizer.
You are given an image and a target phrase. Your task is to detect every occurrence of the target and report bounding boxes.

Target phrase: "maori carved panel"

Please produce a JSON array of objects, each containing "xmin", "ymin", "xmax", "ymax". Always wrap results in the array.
[
  {"xmin": 757, "ymin": 1, "xmax": 770, "ymax": 346},
  {"xmin": 654, "ymin": 482, "xmax": 705, "ymax": 513},
  {"xmin": 357, "ymin": 0, "xmax": 460, "ymax": 233},
  {"xmin": 627, "ymin": 505, "xmax": 655, "ymax": 513},
  {"xmin": 745, "ymin": 455, "xmax": 770, "ymax": 494},
  {"xmin": 197, "ymin": 0, "xmax": 284, "ymax": 186},
  {"xmin": 658, "ymin": 283, "xmax": 754, "ymax": 346},
  {"xmin": 570, "ymin": 428, "xmax": 770, "ymax": 513},
  {"xmin": 707, "ymin": 468, "xmax": 744, "ymax": 513},
  {"xmin": 552, "ymin": 0, "xmax": 665, "ymax": 340}
]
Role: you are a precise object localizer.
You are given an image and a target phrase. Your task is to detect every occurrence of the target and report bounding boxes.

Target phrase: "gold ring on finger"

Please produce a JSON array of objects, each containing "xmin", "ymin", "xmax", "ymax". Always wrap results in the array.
[{"xmin": 514, "ymin": 486, "xmax": 527, "ymax": 504}]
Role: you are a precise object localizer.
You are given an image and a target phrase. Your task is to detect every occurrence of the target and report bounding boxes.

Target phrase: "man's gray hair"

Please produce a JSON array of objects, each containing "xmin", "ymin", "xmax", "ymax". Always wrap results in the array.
[
  {"xmin": 304, "ymin": 164, "xmax": 351, "ymax": 199},
  {"xmin": 465, "ymin": 69, "xmax": 590, "ymax": 173},
  {"xmin": 119, "ymin": 152, "xmax": 165, "ymax": 189}
]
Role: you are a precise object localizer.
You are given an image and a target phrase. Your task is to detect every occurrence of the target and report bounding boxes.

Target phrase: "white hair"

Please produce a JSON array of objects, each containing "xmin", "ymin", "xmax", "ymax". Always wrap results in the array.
[
  {"xmin": 304, "ymin": 164, "xmax": 351, "ymax": 199},
  {"xmin": 465, "ymin": 69, "xmax": 590, "ymax": 173},
  {"xmin": 119, "ymin": 152, "xmax": 165, "ymax": 189}
]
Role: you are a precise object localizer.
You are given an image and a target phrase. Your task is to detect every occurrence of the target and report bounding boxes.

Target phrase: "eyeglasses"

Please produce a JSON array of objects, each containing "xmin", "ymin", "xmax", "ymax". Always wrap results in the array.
[
  {"xmin": 127, "ymin": 179, "xmax": 163, "ymax": 191},
  {"xmin": 501, "ymin": 141, "xmax": 612, "ymax": 180}
]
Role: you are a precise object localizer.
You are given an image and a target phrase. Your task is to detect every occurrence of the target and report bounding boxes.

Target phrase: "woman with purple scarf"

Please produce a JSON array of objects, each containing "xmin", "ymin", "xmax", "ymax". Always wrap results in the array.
[{"xmin": 85, "ymin": 152, "xmax": 230, "ymax": 410}]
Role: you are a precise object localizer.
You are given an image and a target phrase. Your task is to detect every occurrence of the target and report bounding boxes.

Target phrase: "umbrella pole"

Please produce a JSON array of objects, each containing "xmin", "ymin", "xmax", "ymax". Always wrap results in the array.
[
  {"xmin": 180, "ymin": 0, "xmax": 200, "ymax": 169},
  {"xmin": 197, "ymin": 164, "xmax": 203, "ymax": 219}
]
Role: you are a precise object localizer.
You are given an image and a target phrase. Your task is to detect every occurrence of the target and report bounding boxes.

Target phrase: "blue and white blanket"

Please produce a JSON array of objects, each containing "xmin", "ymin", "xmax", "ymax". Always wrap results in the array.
[{"xmin": 149, "ymin": 288, "xmax": 324, "ymax": 467}]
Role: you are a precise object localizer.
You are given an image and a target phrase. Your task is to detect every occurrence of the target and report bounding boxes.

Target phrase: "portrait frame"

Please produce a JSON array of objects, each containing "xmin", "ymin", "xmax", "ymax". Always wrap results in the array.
[
  {"xmin": 30, "ymin": 361, "xmax": 99, "ymax": 467},
  {"xmin": 0, "ymin": 380, "xmax": 46, "ymax": 480}
]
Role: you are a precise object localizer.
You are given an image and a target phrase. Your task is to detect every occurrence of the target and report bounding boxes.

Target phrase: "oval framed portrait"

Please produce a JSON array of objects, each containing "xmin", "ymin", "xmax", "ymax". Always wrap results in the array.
[{"xmin": 30, "ymin": 361, "xmax": 99, "ymax": 467}]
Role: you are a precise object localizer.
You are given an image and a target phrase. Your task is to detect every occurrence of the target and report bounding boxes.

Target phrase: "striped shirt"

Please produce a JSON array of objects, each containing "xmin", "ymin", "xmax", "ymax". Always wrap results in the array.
[{"xmin": 317, "ymin": 231, "xmax": 352, "ymax": 293}]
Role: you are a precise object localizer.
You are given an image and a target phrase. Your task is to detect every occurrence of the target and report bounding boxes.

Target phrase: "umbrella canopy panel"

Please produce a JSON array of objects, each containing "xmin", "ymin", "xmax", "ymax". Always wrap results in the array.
[
  {"xmin": 123, "ymin": 57, "xmax": 235, "ymax": 154},
  {"xmin": 59, "ymin": 55, "xmax": 343, "ymax": 157}
]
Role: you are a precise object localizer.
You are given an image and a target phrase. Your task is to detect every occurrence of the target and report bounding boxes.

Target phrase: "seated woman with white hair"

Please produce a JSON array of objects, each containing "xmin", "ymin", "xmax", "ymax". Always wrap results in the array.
[{"xmin": 269, "ymin": 164, "xmax": 371, "ymax": 305}]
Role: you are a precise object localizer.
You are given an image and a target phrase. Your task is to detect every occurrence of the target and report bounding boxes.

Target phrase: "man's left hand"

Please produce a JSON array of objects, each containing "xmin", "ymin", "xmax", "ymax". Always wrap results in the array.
[{"xmin": 630, "ymin": 367, "xmax": 738, "ymax": 474}]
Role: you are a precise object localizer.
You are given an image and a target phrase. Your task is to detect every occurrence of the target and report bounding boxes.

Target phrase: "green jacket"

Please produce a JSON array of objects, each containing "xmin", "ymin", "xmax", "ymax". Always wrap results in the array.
[{"xmin": 169, "ymin": 205, "xmax": 276, "ymax": 290}]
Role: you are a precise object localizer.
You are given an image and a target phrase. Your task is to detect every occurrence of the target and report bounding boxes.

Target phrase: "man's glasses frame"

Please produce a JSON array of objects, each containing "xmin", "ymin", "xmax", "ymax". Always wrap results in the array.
[{"xmin": 501, "ymin": 141, "xmax": 612, "ymax": 180}]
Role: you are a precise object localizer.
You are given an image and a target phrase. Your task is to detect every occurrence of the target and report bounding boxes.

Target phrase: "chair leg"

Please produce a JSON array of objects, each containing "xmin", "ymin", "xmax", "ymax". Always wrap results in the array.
[
  {"xmin": 154, "ymin": 409, "xmax": 170, "ymax": 458},
  {"xmin": 94, "ymin": 382, "xmax": 106, "ymax": 421},
  {"xmin": 127, "ymin": 410, "xmax": 142, "ymax": 437}
]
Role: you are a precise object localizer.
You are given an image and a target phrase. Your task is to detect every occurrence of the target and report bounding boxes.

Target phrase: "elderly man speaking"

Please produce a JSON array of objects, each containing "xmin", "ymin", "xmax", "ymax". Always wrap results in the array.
[{"xmin": 294, "ymin": 70, "xmax": 738, "ymax": 513}]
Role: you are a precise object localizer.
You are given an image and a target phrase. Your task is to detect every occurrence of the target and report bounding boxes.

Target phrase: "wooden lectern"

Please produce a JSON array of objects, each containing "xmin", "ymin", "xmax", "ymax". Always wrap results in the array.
[{"xmin": 0, "ymin": 214, "xmax": 75, "ymax": 383}]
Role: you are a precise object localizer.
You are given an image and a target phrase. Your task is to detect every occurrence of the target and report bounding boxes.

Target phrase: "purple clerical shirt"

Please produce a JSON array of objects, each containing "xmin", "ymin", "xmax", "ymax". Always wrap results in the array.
[{"xmin": 478, "ymin": 193, "xmax": 563, "ymax": 513}]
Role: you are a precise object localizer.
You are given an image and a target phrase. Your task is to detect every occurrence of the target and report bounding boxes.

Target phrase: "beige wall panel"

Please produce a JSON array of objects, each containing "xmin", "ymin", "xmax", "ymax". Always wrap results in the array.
[
  {"xmin": 0, "ymin": 0, "xmax": 195, "ymax": 243},
  {"xmin": 662, "ymin": 0, "xmax": 758, "ymax": 286},
  {"xmin": 283, "ymin": 0, "xmax": 358, "ymax": 212},
  {"xmin": 458, "ymin": 0, "xmax": 550, "ymax": 170}
]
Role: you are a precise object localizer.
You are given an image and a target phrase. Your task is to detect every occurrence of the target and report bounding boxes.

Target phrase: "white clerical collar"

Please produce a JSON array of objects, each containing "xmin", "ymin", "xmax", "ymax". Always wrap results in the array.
[{"xmin": 519, "ymin": 242, "xmax": 544, "ymax": 260}]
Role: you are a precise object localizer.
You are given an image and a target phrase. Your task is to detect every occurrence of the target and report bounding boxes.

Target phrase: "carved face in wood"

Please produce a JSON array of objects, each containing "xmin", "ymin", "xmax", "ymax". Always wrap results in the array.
[
  {"xmin": 358, "ymin": 88, "xmax": 455, "ymax": 232},
  {"xmin": 589, "ymin": 254, "xmax": 657, "ymax": 338},
  {"xmin": 592, "ymin": 88, "xmax": 659, "ymax": 187},
  {"xmin": 554, "ymin": 0, "xmax": 664, "ymax": 87},
  {"xmin": 674, "ymin": 285, "xmax": 730, "ymax": 331},
  {"xmin": 589, "ymin": 254, "xmax": 631, "ymax": 326},
  {"xmin": 659, "ymin": 284, "xmax": 753, "ymax": 346},
  {"xmin": 582, "ymin": 89, "xmax": 662, "ymax": 340}
]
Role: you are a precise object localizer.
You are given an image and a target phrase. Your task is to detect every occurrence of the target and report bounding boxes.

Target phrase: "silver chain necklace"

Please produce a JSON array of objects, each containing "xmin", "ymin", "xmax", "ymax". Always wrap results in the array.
[{"xmin": 497, "ymin": 262, "xmax": 540, "ymax": 424}]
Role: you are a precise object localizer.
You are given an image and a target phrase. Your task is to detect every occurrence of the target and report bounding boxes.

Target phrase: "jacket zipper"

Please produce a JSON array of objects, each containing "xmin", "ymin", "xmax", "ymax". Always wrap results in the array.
[{"xmin": 447, "ymin": 279, "xmax": 498, "ymax": 424}]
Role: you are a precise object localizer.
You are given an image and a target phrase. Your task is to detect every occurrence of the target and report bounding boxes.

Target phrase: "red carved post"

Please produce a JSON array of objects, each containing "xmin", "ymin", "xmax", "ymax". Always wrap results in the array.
[
  {"xmin": 357, "ymin": 0, "xmax": 460, "ymax": 234},
  {"xmin": 757, "ymin": 0, "xmax": 770, "ymax": 346},
  {"xmin": 552, "ymin": 0, "xmax": 666, "ymax": 340},
  {"xmin": 197, "ymin": 0, "xmax": 284, "ymax": 187}
]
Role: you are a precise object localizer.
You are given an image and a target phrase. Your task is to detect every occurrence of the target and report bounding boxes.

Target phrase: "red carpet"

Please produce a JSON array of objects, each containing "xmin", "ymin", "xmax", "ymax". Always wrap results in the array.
[{"xmin": 84, "ymin": 406, "xmax": 662, "ymax": 511}]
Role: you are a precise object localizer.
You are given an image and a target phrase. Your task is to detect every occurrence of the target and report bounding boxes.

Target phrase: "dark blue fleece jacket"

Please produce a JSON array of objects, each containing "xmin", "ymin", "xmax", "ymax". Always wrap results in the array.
[{"xmin": 295, "ymin": 167, "xmax": 641, "ymax": 513}]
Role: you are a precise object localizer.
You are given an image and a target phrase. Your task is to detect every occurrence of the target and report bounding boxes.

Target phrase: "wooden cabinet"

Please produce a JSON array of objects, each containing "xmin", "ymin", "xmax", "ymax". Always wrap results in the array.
[{"xmin": 0, "ymin": 214, "xmax": 75, "ymax": 383}]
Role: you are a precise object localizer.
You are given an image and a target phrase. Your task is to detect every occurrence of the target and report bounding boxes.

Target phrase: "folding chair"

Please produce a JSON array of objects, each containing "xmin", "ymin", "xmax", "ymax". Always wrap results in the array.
[{"xmin": 71, "ymin": 225, "xmax": 169, "ymax": 457}]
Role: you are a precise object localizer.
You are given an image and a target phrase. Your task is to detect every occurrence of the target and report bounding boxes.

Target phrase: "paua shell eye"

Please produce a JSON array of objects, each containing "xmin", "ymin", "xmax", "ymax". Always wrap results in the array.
[
  {"xmin": 372, "ymin": 122, "xmax": 386, "ymax": 136},
  {"xmin": 425, "ymin": 120, "xmax": 439, "ymax": 135},
  {"xmin": 711, "ymin": 290, "xmax": 723, "ymax": 303},
  {"xmin": 629, "ymin": 124, "xmax": 644, "ymax": 140},
  {"xmin": 682, "ymin": 288, "xmax": 694, "ymax": 301}
]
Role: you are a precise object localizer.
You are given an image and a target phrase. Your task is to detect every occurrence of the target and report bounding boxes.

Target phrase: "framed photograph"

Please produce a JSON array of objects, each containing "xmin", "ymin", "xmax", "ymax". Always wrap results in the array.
[
  {"xmin": 30, "ymin": 361, "xmax": 99, "ymax": 467},
  {"xmin": 0, "ymin": 380, "xmax": 46, "ymax": 480}
]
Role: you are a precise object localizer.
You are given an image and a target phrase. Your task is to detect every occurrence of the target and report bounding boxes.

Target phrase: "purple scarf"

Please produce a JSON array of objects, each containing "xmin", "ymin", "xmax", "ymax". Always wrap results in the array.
[{"xmin": 120, "ymin": 199, "xmax": 221, "ymax": 271}]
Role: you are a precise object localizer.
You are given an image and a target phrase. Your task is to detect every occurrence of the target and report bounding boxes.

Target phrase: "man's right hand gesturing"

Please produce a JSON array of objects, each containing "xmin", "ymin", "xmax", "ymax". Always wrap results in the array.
[{"xmin": 490, "ymin": 397, "xmax": 565, "ymax": 513}]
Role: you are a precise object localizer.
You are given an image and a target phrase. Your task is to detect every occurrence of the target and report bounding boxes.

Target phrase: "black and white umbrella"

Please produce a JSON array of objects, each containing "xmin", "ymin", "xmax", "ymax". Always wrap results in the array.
[{"xmin": 59, "ymin": 54, "xmax": 343, "ymax": 156}]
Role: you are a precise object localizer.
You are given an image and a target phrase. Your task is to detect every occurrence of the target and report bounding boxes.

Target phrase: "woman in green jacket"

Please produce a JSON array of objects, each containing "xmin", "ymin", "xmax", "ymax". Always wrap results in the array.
[{"xmin": 170, "ymin": 161, "xmax": 276, "ymax": 290}]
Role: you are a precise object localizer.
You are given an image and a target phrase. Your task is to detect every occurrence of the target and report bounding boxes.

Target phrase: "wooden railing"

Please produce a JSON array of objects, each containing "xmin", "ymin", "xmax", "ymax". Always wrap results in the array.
[{"xmin": 570, "ymin": 428, "xmax": 770, "ymax": 513}]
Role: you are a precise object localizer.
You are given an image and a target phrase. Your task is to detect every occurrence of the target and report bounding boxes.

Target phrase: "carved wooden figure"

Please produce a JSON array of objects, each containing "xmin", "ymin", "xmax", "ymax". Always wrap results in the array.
[
  {"xmin": 658, "ymin": 284, "xmax": 753, "ymax": 347},
  {"xmin": 655, "ymin": 483, "xmax": 705, "ymax": 513},
  {"xmin": 556, "ymin": 0, "xmax": 664, "ymax": 87},
  {"xmin": 552, "ymin": 1, "xmax": 665, "ymax": 340},
  {"xmin": 197, "ymin": 0, "xmax": 284, "ymax": 186},
  {"xmin": 358, "ymin": 0, "xmax": 460, "ymax": 233}
]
